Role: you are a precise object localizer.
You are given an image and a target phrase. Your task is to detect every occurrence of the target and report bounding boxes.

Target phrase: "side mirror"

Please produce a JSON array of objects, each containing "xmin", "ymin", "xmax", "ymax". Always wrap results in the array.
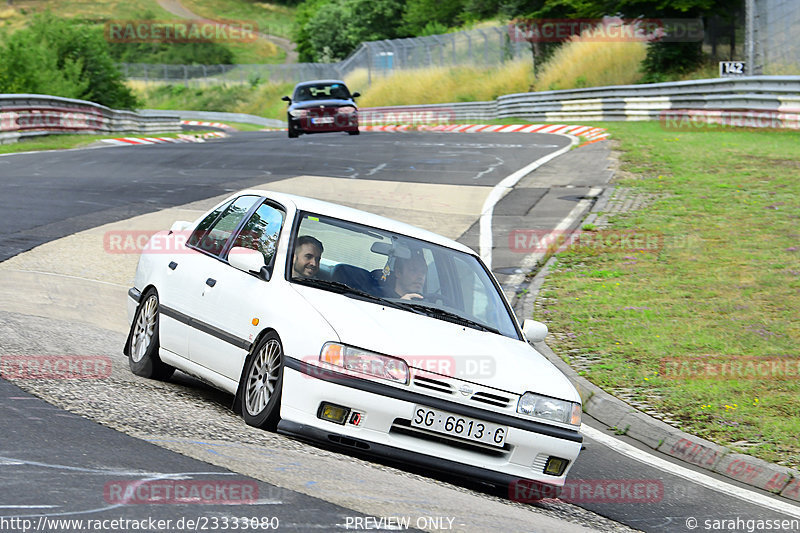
[
  {"xmin": 351, "ymin": 92, "xmax": 360, "ymax": 98},
  {"xmin": 169, "ymin": 220, "xmax": 192, "ymax": 234},
  {"xmin": 522, "ymin": 319, "xmax": 548, "ymax": 343},
  {"xmin": 281, "ymin": 95, "xmax": 291, "ymax": 102},
  {"xmin": 228, "ymin": 247, "xmax": 266, "ymax": 276}
]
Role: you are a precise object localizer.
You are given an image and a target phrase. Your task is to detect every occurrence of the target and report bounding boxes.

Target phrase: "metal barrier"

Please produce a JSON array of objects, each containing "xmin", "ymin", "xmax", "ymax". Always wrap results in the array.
[
  {"xmin": 0, "ymin": 94, "xmax": 180, "ymax": 144},
  {"xmin": 361, "ymin": 76, "xmax": 800, "ymax": 128}
]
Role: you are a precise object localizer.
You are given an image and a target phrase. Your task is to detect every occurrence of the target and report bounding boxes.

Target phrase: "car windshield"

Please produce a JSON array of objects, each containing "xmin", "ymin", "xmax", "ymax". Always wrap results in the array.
[
  {"xmin": 289, "ymin": 212, "xmax": 520, "ymax": 339},
  {"xmin": 293, "ymin": 83, "xmax": 351, "ymax": 102}
]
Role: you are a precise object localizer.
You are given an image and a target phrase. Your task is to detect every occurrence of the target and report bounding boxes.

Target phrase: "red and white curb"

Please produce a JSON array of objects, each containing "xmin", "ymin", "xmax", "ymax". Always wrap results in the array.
[
  {"xmin": 101, "ymin": 132, "xmax": 227, "ymax": 146},
  {"xmin": 181, "ymin": 120, "xmax": 237, "ymax": 131},
  {"xmin": 264, "ymin": 123, "xmax": 608, "ymax": 142},
  {"xmin": 366, "ymin": 123, "xmax": 609, "ymax": 140}
]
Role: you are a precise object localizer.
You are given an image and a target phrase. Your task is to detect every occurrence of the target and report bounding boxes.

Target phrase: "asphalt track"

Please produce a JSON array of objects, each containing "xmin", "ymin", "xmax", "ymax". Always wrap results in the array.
[{"xmin": 0, "ymin": 131, "xmax": 798, "ymax": 532}]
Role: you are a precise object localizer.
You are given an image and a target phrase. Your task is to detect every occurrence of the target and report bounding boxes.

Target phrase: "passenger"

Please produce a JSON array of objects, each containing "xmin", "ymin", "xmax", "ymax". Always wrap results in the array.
[
  {"xmin": 390, "ymin": 251, "xmax": 427, "ymax": 300},
  {"xmin": 292, "ymin": 235, "xmax": 323, "ymax": 278}
]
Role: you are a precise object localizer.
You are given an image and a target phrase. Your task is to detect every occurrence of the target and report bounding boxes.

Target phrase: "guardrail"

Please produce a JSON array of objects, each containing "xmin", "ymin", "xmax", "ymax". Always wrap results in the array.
[
  {"xmin": 0, "ymin": 94, "xmax": 181, "ymax": 144},
  {"xmin": 361, "ymin": 76, "xmax": 800, "ymax": 128},
  {"xmin": 140, "ymin": 109, "xmax": 284, "ymax": 129}
]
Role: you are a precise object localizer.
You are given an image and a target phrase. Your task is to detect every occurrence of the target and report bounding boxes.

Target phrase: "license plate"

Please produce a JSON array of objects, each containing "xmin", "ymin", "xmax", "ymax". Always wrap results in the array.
[
  {"xmin": 311, "ymin": 117, "xmax": 334, "ymax": 124},
  {"xmin": 411, "ymin": 406, "xmax": 507, "ymax": 448}
]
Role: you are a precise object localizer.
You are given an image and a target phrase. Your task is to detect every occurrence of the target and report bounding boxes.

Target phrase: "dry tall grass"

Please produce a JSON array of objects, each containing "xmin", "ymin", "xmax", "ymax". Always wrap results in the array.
[
  {"xmin": 533, "ymin": 24, "xmax": 647, "ymax": 91},
  {"xmin": 348, "ymin": 59, "xmax": 534, "ymax": 107}
]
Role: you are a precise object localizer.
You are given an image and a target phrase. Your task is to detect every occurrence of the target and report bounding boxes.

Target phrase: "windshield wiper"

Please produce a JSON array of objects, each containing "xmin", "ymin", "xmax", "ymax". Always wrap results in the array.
[
  {"xmin": 293, "ymin": 278, "xmax": 406, "ymax": 309},
  {"xmin": 396, "ymin": 302, "xmax": 501, "ymax": 334}
]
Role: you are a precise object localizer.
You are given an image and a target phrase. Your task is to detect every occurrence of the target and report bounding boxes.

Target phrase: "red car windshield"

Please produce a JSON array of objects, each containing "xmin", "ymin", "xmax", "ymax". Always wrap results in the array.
[{"xmin": 294, "ymin": 83, "xmax": 351, "ymax": 102}]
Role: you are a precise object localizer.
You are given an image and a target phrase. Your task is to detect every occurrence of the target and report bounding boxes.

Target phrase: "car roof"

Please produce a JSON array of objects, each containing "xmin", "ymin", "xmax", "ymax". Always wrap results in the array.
[
  {"xmin": 293, "ymin": 79, "xmax": 348, "ymax": 88},
  {"xmin": 234, "ymin": 189, "xmax": 476, "ymax": 256}
]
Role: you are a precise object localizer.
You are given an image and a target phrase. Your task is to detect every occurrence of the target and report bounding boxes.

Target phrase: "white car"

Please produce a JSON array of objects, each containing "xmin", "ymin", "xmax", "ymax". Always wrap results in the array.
[{"xmin": 125, "ymin": 190, "xmax": 583, "ymax": 496}]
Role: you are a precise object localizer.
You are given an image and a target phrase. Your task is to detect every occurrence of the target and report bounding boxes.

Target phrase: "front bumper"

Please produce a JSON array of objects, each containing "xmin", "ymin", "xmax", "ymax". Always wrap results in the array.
[
  {"xmin": 290, "ymin": 114, "xmax": 358, "ymax": 134},
  {"xmin": 279, "ymin": 358, "xmax": 582, "ymax": 491}
]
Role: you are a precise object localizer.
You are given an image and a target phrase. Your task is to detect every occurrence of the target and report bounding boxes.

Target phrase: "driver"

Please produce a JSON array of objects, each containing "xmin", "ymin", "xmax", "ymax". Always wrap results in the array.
[
  {"xmin": 292, "ymin": 235, "xmax": 323, "ymax": 278},
  {"xmin": 391, "ymin": 251, "xmax": 427, "ymax": 300}
]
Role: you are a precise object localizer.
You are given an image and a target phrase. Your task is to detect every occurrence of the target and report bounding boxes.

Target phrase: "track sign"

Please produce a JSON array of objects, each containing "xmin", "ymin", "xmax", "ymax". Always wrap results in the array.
[{"xmin": 719, "ymin": 61, "xmax": 746, "ymax": 77}]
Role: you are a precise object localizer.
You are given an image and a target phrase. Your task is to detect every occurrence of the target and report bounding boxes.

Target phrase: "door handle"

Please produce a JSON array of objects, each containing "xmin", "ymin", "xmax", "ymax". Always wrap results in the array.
[
  {"xmin": 206, "ymin": 278, "xmax": 217, "ymax": 287},
  {"xmin": 168, "ymin": 261, "xmax": 178, "ymax": 270}
]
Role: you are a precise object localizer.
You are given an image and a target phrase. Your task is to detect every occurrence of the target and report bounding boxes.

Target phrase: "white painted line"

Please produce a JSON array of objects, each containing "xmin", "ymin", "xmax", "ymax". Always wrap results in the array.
[
  {"xmin": 581, "ymin": 424, "xmax": 800, "ymax": 518},
  {"xmin": 7, "ymin": 269, "xmax": 129, "ymax": 288},
  {"xmin": 479, "ymin": 136, "xmax": 578, "ymax": 268},
  {"xmin": 0, "ymin": 505, "xmax": 59, "ymax": 509}
]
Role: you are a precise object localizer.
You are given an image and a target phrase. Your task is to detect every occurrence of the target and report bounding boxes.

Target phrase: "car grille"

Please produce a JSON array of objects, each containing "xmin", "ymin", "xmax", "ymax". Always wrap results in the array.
[
  {"xmin": 410, "ymin": 372, "xmax": 514, "ymax": 410},
  {"xmin": 532, "ymin": 453, "xmax": 549, "ymax": 474},
  {"xmin": 470, "ymin": 391, "xmax": 512, "ymax": 408},
  {"xmin": 412, "ymin": 375, "xmax": 453, "ymax": 394},
  {"xmin": 390, "ymin": 418, "xmax": 510, "ymax": 457}
]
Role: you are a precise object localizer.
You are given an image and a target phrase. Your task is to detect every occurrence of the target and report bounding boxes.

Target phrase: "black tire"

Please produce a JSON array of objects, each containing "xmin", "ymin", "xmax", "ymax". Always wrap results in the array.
[
  {"xmin": 241, "ymin": 332, "xmax": 284, "ymax": 430},
  {"xmin": 127, "ymin": 289, "xmax": 175, "ymax": 380},
  {"xmin": 288, "ymin": 117, "xmax": 299, "ymax": 138},
  {"xmin": 348, "ymin": 129, "xmax": 360, "ymax": 136}
]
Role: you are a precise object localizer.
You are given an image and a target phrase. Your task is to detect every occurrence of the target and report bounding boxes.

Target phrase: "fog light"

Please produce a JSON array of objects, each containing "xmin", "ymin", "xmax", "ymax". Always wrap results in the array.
[
  {"xmin": 544, "ymin": 457, "xmax": 569, "ymax": 476},
  {"xmin": 318, "ymin": 402, "xmax": 350, "ymax": 425}
]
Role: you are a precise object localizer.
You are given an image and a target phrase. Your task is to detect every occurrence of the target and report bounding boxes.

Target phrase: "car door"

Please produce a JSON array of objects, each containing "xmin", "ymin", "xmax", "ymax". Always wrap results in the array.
[
  {"xmin": 188, "ymin": 200, "xmax": 287, "ymax": 382},
  {"xmin": 160, "ymin": 194, "xmax": 260, "ymax": 361},
  {"xmin": 156, "ymin": 197, "xmax": 239, "ymax": 358}
]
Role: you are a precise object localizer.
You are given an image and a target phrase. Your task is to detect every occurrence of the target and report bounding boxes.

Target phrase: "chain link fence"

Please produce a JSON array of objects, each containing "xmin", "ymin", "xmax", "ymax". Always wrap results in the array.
[
  {"xmin": 750, "ymin": 0, "xmax": 800, "ymax": 74},
  {"xmin": 120, "ymin": 26, "xmax": 529, "ymax": 87}
]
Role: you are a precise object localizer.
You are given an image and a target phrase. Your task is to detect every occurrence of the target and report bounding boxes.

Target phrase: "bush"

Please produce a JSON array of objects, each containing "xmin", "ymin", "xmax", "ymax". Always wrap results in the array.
[
  {"xmin": 641, "ymin": 41, "xmax": 704, "ymax": 83},
  {"xmin": 0, "ymin": 13, "xmax": 139, "ymax": 109}
]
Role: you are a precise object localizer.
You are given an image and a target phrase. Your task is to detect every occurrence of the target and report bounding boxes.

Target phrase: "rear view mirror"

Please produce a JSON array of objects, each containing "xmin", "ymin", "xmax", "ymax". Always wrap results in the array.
[
  {"xmin": 169, "ymin": 220, "xmax": 192, "ymax": 234},
  {"xmin": 351, "ymin": 92, "xmax": 361, "ymax": 98},
  {"xmin": 522, "ymin": 319, "xmax": 548, "ymax": 343},
  {"xmin": 281, "ymin": 96, "xmax": 291, "ymax": 102},
  {"xmin": 229, "ymin": 247, "xmax": 266, "ymax": 277},
  {"xmin": 370, "ymin": 242, "xmax": 410, "ymax": 259}
]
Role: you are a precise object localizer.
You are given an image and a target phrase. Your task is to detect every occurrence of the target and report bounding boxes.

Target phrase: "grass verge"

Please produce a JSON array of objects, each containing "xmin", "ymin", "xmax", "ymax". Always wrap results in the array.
[
  {"xmin": 180, "ymin": 0, "xmax": 295, "ymax": 39},
  {"xmin": 0, "ymin": 130, "xmax": 210, "ymax": 155},
  {"xmin": 537, "ymin": 122, "xmax": 800, "ymax": 468}
]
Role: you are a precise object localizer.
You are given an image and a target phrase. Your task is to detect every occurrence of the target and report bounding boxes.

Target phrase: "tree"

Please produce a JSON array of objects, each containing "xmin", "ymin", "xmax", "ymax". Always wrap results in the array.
[
  {"xmin": 0, "ymin": 13, "xmax": 138, "ymax": 109},
  {"xmin": 402, "ymin": 0, "xmax": 465, "ymax": 35}
]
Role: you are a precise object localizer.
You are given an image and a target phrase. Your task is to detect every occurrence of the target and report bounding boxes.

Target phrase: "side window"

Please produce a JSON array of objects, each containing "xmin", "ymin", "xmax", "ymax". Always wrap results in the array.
[
  {"xmin": 188, "ymin": 195, "xmax": 258, "ymax": 257},
  {"xmin": 231, "ymin": 202, "xmax": 285, "ymax": 266}
]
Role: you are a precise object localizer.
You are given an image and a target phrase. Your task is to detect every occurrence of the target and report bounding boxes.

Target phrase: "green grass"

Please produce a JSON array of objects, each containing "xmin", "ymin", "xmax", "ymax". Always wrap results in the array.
[
  {"xmin": 538, "ymin": 122, "xmax": 800, "ymax": 467},
  {"xmin": 135, "ymin": 80, "xmax": 294, "ymax": 119},
  {"xmin": 2, "ymin": 1, "xmax": 288, "ymax": 64},
  {"xmin": 0, "ymin": 130, "xmax": 211, "ymax": 154},
  {"xmin": 181, "ymin": 0, "xmax": 295, "ymax": 39}
]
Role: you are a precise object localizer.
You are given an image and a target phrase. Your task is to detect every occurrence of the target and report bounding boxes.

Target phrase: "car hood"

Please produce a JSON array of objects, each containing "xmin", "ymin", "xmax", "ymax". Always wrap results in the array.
[
  {"xmin": 290, "ymin": 98, "xmax": 356, "ymax": 110},
  {"xmin": 291, "ymin": 285, "xmax": 580, "ymax": 403}
]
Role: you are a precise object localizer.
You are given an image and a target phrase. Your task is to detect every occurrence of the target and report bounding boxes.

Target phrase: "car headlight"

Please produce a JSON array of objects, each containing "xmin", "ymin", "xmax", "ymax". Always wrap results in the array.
[
  {"xmin": 289, "ymin": 109, "xmax": 308, "ymax": 118},
  {"xmin": 337, "ymin": 106, "xmax": 356, "ymax": 114},
  {"xmin": 517, "ymin": 392, "xmax": 582, "ymax": 426},
  {"xmin": 320, "ymin": 342, "xmax": 409, "ymax": 384}
]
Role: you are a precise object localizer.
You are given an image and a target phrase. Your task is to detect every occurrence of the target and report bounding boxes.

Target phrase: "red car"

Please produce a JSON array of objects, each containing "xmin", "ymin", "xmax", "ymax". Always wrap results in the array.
[{"xmin": 282, "ymin": 80, "xmax": 360, "ymax": 138}]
